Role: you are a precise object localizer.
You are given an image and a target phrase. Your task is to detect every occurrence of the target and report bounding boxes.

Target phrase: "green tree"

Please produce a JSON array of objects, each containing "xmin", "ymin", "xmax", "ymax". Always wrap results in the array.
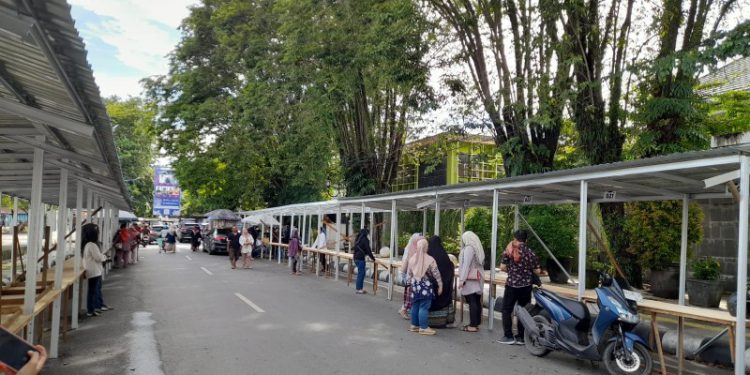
[{"xmin": 107, "ymin": 97, "xmax": 156, "ymax": 217}]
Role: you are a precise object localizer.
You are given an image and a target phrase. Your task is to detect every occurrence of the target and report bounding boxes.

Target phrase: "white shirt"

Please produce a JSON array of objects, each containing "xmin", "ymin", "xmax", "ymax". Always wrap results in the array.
[
  {"xmin": 83, "ymin": 242, "xmax": 106, "ymax": 278},
  {"xmin": 313, "ymin": 232, "xmax": 327, "ymax": 249}
]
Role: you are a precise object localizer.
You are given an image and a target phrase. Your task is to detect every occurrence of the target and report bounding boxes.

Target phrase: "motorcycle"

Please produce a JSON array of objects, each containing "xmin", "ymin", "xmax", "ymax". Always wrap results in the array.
[{"xmin": 515, "ymin": 272, "xmax": 653, "ymax": 375}]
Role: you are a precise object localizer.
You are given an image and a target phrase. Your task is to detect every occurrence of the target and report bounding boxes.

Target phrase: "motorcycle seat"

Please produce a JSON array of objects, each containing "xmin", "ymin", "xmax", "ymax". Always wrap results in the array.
[{"xmin": 540, "ymin": 289, "xmax": 590, "ymax": 321}]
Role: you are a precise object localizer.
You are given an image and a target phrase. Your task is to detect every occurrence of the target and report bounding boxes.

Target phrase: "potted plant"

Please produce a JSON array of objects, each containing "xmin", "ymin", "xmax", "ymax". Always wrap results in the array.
[
  {"xmin": 687, "ymin": 257, "xmax": 723, "ymax": 307},
  {"xmin": 625, "ymin": 201, "xmax": 704, "ymax": 299},
  {"xmin": 728, "ymin": 280, "xmax": 750, "ymax": 318}
]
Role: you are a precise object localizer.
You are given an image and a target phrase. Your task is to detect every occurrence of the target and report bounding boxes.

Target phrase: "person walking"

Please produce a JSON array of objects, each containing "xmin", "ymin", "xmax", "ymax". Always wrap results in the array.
[
  {"xmin": 353, "ymin": 228, "xmax": 376, "ymax": 294},
  {"xmin": 398, "ymin": 233, "xmax": 423, "ymax": 319},
  {"xmin": 458, "ymin": 231, "xmax": 485, "ymax": 332},
  {"xmin": 82, "ymin": 223, "xmax": 110, "ymax": 316},
  {"xmin": 407, "ymin": 238, "xmax": 443, "ymax": 336},
  {"xmin": 497, "ymin": 229, "xmax": 541, "ymax": 345},
  {"xmin": 240, "ymin": 227, "xmax": 255, "ymax": 269},
  {"xmin": 190, "ymin": 225, "xmax": 203, "ymax": 252},
  {"xmin": 165, "ymin": 226, "xmax": 177, "ymax": 254},
  {"xmin": 226, "ymin": 225, "xmax": 241, "ymax": 269},
  {"xmin": 288, "ymin": 228, "xmax": 302, "ymax": 275}
]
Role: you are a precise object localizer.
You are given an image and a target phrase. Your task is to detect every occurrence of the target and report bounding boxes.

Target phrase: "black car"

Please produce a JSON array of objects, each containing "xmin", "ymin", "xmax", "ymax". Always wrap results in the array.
[
  {"xmin": 204, "ymin": 228, "xmax": 231, "ymax": 255},
  {"xmin": 179, "ymin": 222, "xmax": 200, "ymax": 243}
]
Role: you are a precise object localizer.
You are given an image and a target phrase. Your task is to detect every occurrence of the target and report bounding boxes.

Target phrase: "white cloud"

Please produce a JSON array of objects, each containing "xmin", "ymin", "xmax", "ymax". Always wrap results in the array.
[
  {"xmin": 70, "ymin": 0, "xmax": 199, "ymax": 96},
  {"xmin": 93, "ymin": 72, "xmax": 146, "ymax": 99}
]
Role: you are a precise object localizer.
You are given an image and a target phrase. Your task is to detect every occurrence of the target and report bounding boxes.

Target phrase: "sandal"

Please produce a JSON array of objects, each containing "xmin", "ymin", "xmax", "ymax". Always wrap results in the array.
[{"xmin": 461, "ymin": 325, "xmax": 479, "ymax": 332}]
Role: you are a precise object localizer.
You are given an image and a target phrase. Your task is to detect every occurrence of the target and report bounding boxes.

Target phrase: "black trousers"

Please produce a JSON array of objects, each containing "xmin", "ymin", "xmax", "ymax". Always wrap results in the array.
[
  {"xmin": 501, "ymin": 285, "xmax": 533, "ymax": 338},
  {"xmin": 464, "ymin": 293, "xmax": 482, "ymax": 327},
  {"xmin": 291, "ymin": 255, "xmax": 299, "ymax": 273}
]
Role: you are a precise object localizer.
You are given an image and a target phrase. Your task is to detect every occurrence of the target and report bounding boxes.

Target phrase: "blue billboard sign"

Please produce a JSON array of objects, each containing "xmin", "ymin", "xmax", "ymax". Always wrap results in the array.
[{"xmin": 153, "ymin": 167, "xmax": 181, "ymax": 217}]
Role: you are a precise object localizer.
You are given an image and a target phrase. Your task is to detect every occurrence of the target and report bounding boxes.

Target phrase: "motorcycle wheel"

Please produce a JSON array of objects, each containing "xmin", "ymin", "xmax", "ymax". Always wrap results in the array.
[
  {"xmin": 602, "ymin": 341, "xmax": 653, "ymax": 375},
  {"xmin": 524, "ymin": 315, "xmax": 551, "ymax": 357}
]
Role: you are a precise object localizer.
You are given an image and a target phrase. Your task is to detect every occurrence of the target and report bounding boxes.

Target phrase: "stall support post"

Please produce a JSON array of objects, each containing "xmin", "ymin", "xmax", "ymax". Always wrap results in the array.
[
  {"xmin": 577, "ymin": 180, "xmax": 588, "ymax": 301},
  {"xmin": 514, "ymin": 205, "xmax": 519, "ymax": 230},
  {"xmin": 11, "ymin": 196, "xmax": 18, "ymax": 277},
  {"xmin": 335, "ymin": 207, "xmax": 341, "ymax": 280},
  {"xmin": 434, "ymin": 194, "xmax": 440, "ymax": 236},
  {"xmin": 260, "ymin": 223, "xmax": 266, "ymax": 258},
  {"xmin": 678, "ymin": 195, "xmax": 689, "ymax": 306},
  {"xmin": 489, "ymin": 189, "xmax": 499, "ymax": 330},
  {"xmin": 277, "ymin": 215, "xmax": 282, "ymax": 264},
  {"xmin": 288, "ymin": 214, "xmax": 294, "ymax": 267},
  {"xmin": 460, "ymin": 202, "xmax": 466, "ymax": 238},
  {"xmin": 316, "ymin": 213, "xmax": 322, "ymax": 276},
  {"xmin": 422, "ymin": 209, "xmax": 427, "ymax": 236},
  {"xmin": 268, "ymin": 218, "xmax": 274, "ymax": 260},
  {"xmin": 50, "ymin": 169, "xmax": 69, "ymax": 358},
  {"xmin": 70, "ymin": 180, "xmax": 83, "ymax": 329},
  {"xmin": 361, "ymin": 203, "xmax": 366, "ymax": 230},
  {"xmin": 369, "ymin": 211, "xmax": 375, "ymax": 250},
  {"xmin": 24, "ymin": 137, "xmax": 45, "ymax": 343},
  {"xmin": 734, "ymin": 155, "xmax": 749, "ymax": 375},
  {"xmin": 389, "ymin": 200, "xmax": 397, "ymax": 300}
]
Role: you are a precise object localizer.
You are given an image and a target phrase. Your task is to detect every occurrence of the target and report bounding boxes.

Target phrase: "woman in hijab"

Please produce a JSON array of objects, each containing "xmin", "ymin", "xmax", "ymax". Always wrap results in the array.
[
  {"xmin": 398, "ymin": 233, "xmax": 423, "ymax": 319},
  {"xmin": 407, "ymin": 238, "xmax": 443, "ymax": 336},
  {"xmin": 353, "ymin": 228, "xmax": 376, "ymax": 294},
  {"xmin": 427, "ymin": 235, "xmax": 455, "ymax": 327},
  {"xmin": 458, "ymin": 231, "xmax": 485, "ymax": 332},
  {"xmin": 288, "ymin": 228, "xmax": 302, "ymax": 275}
]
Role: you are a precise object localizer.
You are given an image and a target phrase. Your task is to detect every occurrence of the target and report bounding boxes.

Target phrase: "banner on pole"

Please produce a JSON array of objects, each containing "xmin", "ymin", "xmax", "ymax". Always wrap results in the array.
[{"xmin": 153, "ymin": 167, "xmax": 181, "ymax": 217}]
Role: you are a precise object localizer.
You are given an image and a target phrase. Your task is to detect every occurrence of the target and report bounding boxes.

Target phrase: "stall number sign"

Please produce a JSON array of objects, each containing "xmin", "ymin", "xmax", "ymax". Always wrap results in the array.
[{"xmin": 603, "ymin": 191, "xmax": 617, "ymax": 200}]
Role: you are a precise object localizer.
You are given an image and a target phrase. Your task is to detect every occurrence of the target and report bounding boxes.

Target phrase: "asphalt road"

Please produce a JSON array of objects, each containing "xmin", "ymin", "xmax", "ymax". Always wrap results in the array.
[{"xmin": 45, "ymin": 242, "xmax": 604, "ymax": 375}]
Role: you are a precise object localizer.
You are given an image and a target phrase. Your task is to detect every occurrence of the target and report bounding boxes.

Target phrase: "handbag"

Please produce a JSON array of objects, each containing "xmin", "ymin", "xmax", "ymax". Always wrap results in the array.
[{"xmin": 466, "ymin": 267, "xmax": 482, "ymax": 281}]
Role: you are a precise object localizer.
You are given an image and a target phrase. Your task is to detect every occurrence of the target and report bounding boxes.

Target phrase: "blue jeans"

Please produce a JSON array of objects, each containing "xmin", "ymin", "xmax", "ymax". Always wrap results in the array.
[
  {"xmin": 411, "ymin": 298, "xmax": 432, "ymax": 329},
  {"xmin": 87, "ymin": 276, "xmax": 103, "ymax": 313},
  {"xmin": 355, "ymin": 260, "xmax": 366, "ymax": 290}
]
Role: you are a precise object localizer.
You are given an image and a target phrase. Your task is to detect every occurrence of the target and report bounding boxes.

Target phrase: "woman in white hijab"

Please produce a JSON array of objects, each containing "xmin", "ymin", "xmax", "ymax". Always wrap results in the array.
[
  {"xmin": 407, "ymin": 238, "xmax": 443, "ymax": 336},
  {"xmin": 398, "ymin": 233, "xmax": 423, "ymax": 319},
  {"xmin": 458, "ymin": 231, "xmax": 485, "ymax": 332}
]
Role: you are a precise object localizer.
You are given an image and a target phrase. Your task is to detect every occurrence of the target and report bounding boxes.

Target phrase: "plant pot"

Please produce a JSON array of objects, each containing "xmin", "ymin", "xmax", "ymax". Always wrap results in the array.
[
  {"xmin": 687, "ymin": 278, "xmax": 723, "ymax": 308},
  {"xmin": 546, "ymin": 257, "xmax": 573, "ymax": 284},
  {"xmin": 728, "ymin": 292, "xmax": 750, "ymax": 318},
  {"xmin": 585, "ymin": 269, "xmax": 600, "ymax": 289},
  {"xmin": 650, "ymin": 267, "xmax": 679, "ymax": 299}
]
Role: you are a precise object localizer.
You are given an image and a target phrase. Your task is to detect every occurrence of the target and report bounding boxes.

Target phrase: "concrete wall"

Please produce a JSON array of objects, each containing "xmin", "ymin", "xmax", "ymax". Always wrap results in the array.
[{"xmin": 695, "ymin": 199, "xmax": 748, "ymax": 291}]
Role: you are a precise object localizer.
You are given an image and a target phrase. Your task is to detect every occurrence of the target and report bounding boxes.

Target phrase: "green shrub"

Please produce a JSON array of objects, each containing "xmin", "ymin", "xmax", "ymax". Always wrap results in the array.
[
  {"xmin": 691, "ymin": 257, "xmax": 720, "ymax": 281},
  {"xmin": 624, "ymin": 201, "xmax": 704, "ymax": 271},
  {"xmin": 464, "ymin": 207, "xmax": 514, "ymax": 269},
  {"xmin": 522, "ymin": 205, "xmax": 579, "ymax": 264}
]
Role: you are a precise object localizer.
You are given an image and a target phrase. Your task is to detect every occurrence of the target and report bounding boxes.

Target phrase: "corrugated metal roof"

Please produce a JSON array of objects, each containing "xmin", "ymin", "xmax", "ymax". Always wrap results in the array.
[
  {"xmin": 698, "ymin": 56, "xmax": 750, "ymax": 96},
  {"xmin": 0, "ymin": 0, "xmax": 131, "ymax": 209},
  {"xmin": 246, "ymin": 146, "xmax": 747, "ymax": 215}
]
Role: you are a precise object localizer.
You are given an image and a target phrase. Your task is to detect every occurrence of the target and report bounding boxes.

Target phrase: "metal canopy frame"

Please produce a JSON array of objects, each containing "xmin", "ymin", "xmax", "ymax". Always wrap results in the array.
[{"xmin": 246, "ymin": 146, "xmax": 750, "ymax": 374}]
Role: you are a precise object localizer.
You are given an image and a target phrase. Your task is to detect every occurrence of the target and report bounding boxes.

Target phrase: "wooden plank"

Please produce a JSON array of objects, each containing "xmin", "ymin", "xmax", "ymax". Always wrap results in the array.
[
  {"xmin": 652, "ymin": 313, "xmax": 668, "ymax": 375},
  {"xmin": 728, "ymin": 325, "xmax": 736, "ymax": 364}
]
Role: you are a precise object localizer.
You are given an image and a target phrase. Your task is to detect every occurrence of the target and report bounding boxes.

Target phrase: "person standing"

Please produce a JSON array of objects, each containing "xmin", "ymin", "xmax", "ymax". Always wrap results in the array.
[
  {"xmin": 497, "ymin": 230, "xmax": 541, "ymax": 345},
  {"xmin": 226, "ymin": 225, "xmax": 241, "ymax": 269},
  {"xmin": 458, "ymin": 231, "xmax": 485, "ymax": 332},
  {"xmin": 407, "ymin": 238, "xmax": 443, "ymax": 336},
  {"xmin": 288, "ymin": 228, "xmax": 302, "ymax": 275},
  {"xmin": 427, "ymin": 235, "xmax": 455, "ymax": 327},
  {"xmin": 82, "ymin": 223, "xmax": 110, "ymax": 316},
  {"xmin": 312, "ymin": 225, "xmax": 327, "ymax": 273},
  {"xmin": 240, "ymin": 227, "xmax": 255, "ymax": 269},
  {"xmin": 165, "ymin": 226, "xmax": 177, "ymax": 254},
  {"xmin": 398, "ymin": 233, "xmax": 423, "ymax": 319},
  {"xmin": 190, "ymin": 225, "xmax": 203, "ymax": 252},
  {"xmin": 113, "ymin": 223, "xmax": 130, "ymax": 268},
  {"xmin": 353, "ymin": 228, "xmax": 376, "ymax": 294}
]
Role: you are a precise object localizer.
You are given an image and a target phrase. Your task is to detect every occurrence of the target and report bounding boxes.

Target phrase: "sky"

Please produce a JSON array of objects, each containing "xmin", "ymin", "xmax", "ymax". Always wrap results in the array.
[{"xmin": 69, "ymin": 0, "xmax": 199, "ymax": 99}]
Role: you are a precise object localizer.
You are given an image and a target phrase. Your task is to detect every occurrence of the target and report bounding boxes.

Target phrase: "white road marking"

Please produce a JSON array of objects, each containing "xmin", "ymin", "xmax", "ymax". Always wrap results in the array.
[
  {"xmin": 185, "ymin": 255, "xmax": 192, "ymax": 260},
  {"xmin": 200, "ymin": 267, "xmax": 213, "ymax": 276},
  {"xmin": 234, "ymin": 292, "xmax": 265, "ymax": 313},
  {"xmin": 129, "ymin": 312, "xmax": 166, "ymax": 375}
]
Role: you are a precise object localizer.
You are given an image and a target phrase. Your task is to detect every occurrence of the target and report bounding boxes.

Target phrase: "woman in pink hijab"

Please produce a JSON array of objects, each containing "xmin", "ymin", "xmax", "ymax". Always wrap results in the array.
[
  {"xmin": 406, "ymin": 238, "xmax": 443, "ymax": 336},
  {"xmin": 398, "ymin": 233, "xmax": 423, "ymax": 319}
]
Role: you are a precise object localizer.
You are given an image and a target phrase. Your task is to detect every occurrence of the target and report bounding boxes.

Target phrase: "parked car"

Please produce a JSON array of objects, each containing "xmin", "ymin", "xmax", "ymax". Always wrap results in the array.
[
  {"xmin": 179, "ymin": 222, "xmax": 200, "ymax": 243},
  {"xmin": 204, "ymin": 228, "xmax": 231, "ymax": 255}
]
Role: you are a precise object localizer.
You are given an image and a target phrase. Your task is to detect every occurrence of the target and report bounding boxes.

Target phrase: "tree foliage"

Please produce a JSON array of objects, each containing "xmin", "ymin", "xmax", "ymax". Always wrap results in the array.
[{"xmin": 106, "ymin": 97, "xmax": 156, "ymax": 217}]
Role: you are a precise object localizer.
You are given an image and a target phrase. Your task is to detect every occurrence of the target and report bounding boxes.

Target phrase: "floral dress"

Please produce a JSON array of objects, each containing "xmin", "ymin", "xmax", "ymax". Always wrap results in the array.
[{"xmin": 410, "ymin": 263, "xmax": 443, "ymax": 302}]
